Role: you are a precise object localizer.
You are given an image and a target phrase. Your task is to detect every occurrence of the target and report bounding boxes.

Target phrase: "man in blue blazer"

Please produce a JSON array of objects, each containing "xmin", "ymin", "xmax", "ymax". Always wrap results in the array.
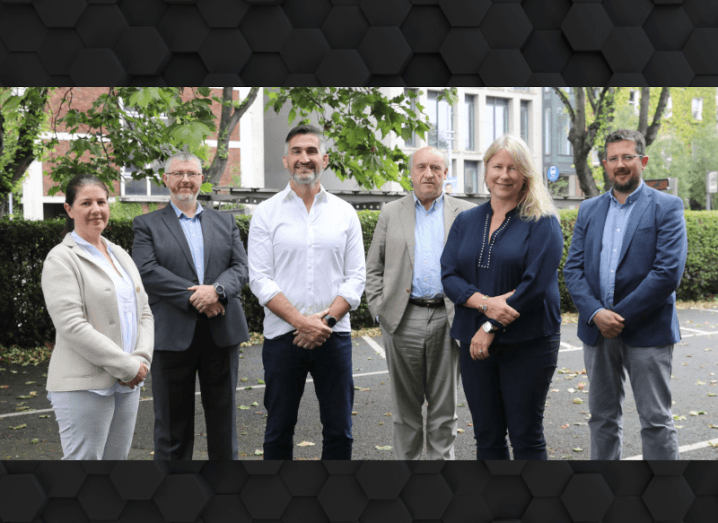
[
  {"xmin": 132, "ymin": 152, "xmax": 249, "ymax": 460},
  {"xmin": 564, "ymin": 129, "xmax": 687, "ymax": 460}
]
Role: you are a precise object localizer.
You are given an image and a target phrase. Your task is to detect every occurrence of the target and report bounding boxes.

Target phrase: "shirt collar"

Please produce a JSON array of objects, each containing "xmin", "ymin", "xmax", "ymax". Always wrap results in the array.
[
  {"xmin": 71, "ymin": 230, "xmax": 110, "ymax": 252},
  {"xmin": 282, "ymin": 182, "xmax": 328, "ymax": 203},
  {"xmin": 609, "ymin": 179, "xmax": 645, "ymax": 205},
  {"xmin": 170, "ymin": 199, "xmax": 203, "ymax": 219},
  {"xmin": 412, "ymin": 192, "xmax": 444, "ymax": 212}
]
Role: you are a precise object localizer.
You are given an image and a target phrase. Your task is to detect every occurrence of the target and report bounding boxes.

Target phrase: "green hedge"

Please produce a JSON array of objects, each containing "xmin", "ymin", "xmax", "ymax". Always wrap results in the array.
[{"xmin": 2, "ymin": 209, "xmax": 717, "ymax": 349}]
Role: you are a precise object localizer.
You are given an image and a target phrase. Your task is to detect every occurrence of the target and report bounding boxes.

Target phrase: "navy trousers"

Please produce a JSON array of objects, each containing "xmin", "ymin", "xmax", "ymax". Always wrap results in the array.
[
  {"xmin": 460, "ymin": 332, "xmax": 560, "ymax": 460},
  {"xmin": 262, "ymin": 331, "xmax": 354, "ymax": 460}
]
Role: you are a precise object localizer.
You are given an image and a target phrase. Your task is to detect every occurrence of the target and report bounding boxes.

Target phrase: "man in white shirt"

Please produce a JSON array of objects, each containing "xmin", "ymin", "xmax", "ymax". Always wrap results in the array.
[{"xmin": 248, "ymin": 124, "xmax": 366, "ymax": 460}]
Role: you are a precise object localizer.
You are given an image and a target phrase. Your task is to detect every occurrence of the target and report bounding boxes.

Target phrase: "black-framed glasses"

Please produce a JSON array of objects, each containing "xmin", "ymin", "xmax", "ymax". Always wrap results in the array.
[
  {"xmin": 167, "ymin": 172, "xmax": 202, "ymax": 178},
  {"xmin": 606, "ymin": 155, "xmax": 643, "ymax": 164}
]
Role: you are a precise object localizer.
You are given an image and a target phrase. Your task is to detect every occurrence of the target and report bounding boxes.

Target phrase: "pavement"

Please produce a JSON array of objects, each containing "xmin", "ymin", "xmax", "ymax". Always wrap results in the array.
[{"xmin": 1, "ymin": 308, "xmax": 718, "ymax": 461}]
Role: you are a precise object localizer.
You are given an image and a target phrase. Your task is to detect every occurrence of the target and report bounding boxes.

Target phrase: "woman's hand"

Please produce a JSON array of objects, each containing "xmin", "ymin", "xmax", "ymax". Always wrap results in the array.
[
  {"xmin": 119, "ymin": 363, "xmax": 148, "ymax": 389},
  {"xmin": 470, "ymin": 329, "xmax": 494, "ymax": 361},
  {"xmin": 485, "ymin": 291, "xmax": 520, "ymax": 326}
]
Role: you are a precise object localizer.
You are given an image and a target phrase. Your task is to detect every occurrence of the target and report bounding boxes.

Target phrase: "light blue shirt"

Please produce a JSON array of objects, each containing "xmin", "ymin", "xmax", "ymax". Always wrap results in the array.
[
  {"xmin": 71, "ymin": 231, "xmax": 138, "ymax": 396},
  {"xmin": 170, "ymin": 200, "xmax": 205, "ymax": 284},
  {"xmin": 411, "ymin": 193, "xmax": 445, "ymax": 299},
  {"xmin": 592, "ymin": 181, "xmax": 645, "ymax": 321}
]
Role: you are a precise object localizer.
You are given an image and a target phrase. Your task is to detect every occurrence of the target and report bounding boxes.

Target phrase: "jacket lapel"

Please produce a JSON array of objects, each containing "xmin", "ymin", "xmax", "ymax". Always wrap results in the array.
[
  {"xmin": 160, "ymin": 205, "xmax": 197, "ymax": 279},
  {"xmin": 201, "ymin": 209, "xmax": 213, "ymax": 280},
  {"xmin": 443, "ymin": 195, "xmax": 458, "ymax": 245},
  {"xmin": 618, "ymin": 187, "xmax": 651, "ymax": 265},
  {"xmin": 399, "ymin": 195, "xmax": 416, "ymax": 268},
  {"xmin": 584, "ymin": 193, "xmax": 611, "ymax": 286}
]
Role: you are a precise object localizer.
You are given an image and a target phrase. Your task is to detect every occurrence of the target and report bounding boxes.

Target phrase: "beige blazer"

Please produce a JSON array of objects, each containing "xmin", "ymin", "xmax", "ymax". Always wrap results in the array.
[
  {"xmin": 41, "ymin": 234, "xmax": 153, "ymax": 391},
  {"xmin": 365, "ymin": 194, "xmax": 476, "ymax": 334}
]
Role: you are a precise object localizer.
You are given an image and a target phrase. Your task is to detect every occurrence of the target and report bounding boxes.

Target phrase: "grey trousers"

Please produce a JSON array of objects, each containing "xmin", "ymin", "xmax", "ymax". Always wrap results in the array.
[
  {"xmin": 583, "ymin": 336, "xmax": 679, "ymax": 460},
  {"xmin": 48, "ymin": 388, "xmax": 141, "ymax": 460},
  {"xmin": 382, "ymin": 304, "xmax": 460, "ymax": 460}
]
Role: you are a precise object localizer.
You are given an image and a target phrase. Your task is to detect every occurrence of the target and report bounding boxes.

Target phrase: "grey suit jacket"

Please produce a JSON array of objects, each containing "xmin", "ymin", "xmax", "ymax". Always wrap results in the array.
[
  {"xmin": 132, "ymin": 204, "xmax": 250, "ymax": 352},
  {"xmin": 365, "ymin": 194, "xmax": 476, "ymax": 334},
  {"xmin": 42, "ymin": 234, "xmax": 153, "ymax": 391}
]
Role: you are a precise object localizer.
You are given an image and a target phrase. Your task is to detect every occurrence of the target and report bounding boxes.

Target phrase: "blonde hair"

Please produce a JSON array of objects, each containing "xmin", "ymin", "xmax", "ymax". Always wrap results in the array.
[{"xmin": 483, "ymin": 134, "xmax": 558, "ymax": 221}]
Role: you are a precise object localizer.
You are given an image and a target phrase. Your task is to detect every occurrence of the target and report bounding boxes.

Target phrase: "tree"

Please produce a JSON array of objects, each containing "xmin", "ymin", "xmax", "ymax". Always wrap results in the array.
[
  {"xmin": 0, "ymin": 87, "xmax": 447, "ymax": 218},
  {"xmin": 266, "ymin": 87, "xmax": 455, "ymax": 191},
  {"xmin": 0, "ymin": 88, "xmax": 53, "ymax": 217},
  {"xmin": 553, "ymin": 87, "xmax": 670, "ymax": 198}
]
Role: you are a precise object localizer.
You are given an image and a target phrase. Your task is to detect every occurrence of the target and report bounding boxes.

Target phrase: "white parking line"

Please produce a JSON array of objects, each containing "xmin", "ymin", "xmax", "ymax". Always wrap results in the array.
[
  {"xmin": 560, "ymin": 342, "xmax": 583, "ymax": 352},
  {"xmin": 624, "ymin": 437, "xmax": 718, "ymax": 460},
  {"xmin": 362, "ymin": 335, "xmax": 386, "ymax": 359},
  {"xmin": 681, "ymin": 326, "xmax": 713, "ymax": 334}
]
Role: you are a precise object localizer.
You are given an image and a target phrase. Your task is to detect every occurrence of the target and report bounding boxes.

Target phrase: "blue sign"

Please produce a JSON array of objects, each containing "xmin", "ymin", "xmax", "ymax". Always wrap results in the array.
[{"xmin": 547, "ymin": 165, "xmax": 560, "ymax": 182}]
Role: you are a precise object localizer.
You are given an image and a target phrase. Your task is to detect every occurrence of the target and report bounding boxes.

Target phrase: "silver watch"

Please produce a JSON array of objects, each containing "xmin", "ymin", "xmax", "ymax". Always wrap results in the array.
[{"xmin": 482, "ymin": 321, "xmax": 495, "ymax": 334}]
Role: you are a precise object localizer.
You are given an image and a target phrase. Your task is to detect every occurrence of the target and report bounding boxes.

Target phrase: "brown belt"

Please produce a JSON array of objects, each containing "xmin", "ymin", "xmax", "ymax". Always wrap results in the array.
[{"xmin": 409, "ymin": 298, "xmax": 444, "ymax": 308}]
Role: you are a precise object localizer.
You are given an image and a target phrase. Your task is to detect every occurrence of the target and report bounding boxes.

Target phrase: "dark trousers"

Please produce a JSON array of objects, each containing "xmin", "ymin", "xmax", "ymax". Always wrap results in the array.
[
  {"xmin": 460, "ymin": 332, "xmax": 559, "ymax": 460},
  {"xmin": 151, "ymin": 318, "xmax": 239, "ymax": 460},
  {"xmin": 262, "ymin": 331, "xmax": 354, "ymax": 460}
]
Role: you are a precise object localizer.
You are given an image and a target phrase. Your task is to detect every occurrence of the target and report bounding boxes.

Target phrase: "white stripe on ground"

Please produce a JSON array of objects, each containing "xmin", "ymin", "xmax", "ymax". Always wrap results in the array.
[
  {"xmin": 362, "ymin": 335, "xmax": 386, "ymax": 359},
  {"xmin": 560, "ymin": 342, "xmax": 582, "ymax": 352},
  {"xmin": 680, "ymin": 326, "xmax": 713, "ymax": 334},
  {"xmin": 624, "ymin": 438, "xmax": 718, "ymax": 460}
]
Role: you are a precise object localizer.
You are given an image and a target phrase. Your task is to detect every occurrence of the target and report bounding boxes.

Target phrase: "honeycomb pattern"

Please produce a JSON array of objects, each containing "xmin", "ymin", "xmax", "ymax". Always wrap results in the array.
[
  {"xmin": 0, "ymin": 0, "xmax": 713, "ymax": 84},
  {"xmin": 1, "ymin": 460, "xmax": 718, "ymax": 521}
]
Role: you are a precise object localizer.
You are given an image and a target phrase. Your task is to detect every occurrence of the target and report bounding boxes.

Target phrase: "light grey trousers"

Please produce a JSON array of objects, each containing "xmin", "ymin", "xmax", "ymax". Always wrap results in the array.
[
  {"xmin": 48, "ymin": 388, "xmax": 141, "ymax": 460},
  {"xmin": 382, "ymin": 304, "xmax": 460, "ymax": 460},
  {"xmin": 583, "ymin": 336, "xmax": 679, "ymax": 460}
]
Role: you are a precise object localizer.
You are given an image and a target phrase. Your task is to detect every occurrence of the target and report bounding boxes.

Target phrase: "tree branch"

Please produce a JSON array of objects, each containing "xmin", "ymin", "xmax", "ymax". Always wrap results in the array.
[{"xmin": 645, "ymin": 88, "xmax": 670, "ymax": 147}]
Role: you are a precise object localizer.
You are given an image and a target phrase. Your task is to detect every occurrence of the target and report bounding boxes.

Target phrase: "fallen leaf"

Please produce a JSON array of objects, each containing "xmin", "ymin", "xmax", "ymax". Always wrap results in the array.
[
  {"xmin": 10, "ymin": 424, "xmax": 26, "ymax": 430},
  {"xmin": 577, "ymin": 382, "xmax": 586, "ymax": 390},
  {"xmin": 572, "ymin": 447, "xmax": 583, "ymax": 452},
  {"xmin": 551, "ymin": 389, "xmax": 560, "ymax": 393},
  {"xmin": 696, "ymin": 380, "xmax": 707, "ymax": 385},
  {"xmin": 467, "ymin": 423, "xmax": 473, "ymax": 427},
  {"xmin": 17, "ymin": 395, "xmax": 32, "ymax": 399},
  {"xmin": 251, "ymin": 401, "xmax": 259, "ymax": 406},
  {"xmin": 690, "ymin": 411, "xmax": 699, "ymax": 416},
  {"xmin": 357, "ymin": 388, "xmax": 370, "ymax": 392},
  {"xmin": 240, "ymin": 377, "xmax": 248, "ymax": 382},
  {"xmin": 238, "ymin": 405, "xmax": 250, "ymax": 410},
  {"xmin": 354, "ymin": 386, "xmax": 362, "ymax": 390},
  {"xmin": 457, "ymin": 429, "xmax": 465, "ymax": 434},
  {"xmin": 682, "ymin": 363, "xmax": 688, "ymax": 366},
  {"xmin": 39, "ymin": 415, "xmax": 50, "ymax": 419},
  {"xmin": 709, "ymin": 393, "xmax": 717, "ymax": 397},
  {"xmin": 378, "ymin": 422, "xmax": 384, "ymax": 425},
  {"xmin": 560, "ymin": 423, "xmax": 570, "ymax": 429},
  {"xmin": 709, "ymin": 424, "xmax": 718, "ymax": 429},
  {"xmin": 708, "ymin": 442, "xmax": 718, "ymax": 448},
  {"xmin": 675, "ymin": 425, "xmax": 684, "ymax": 429},
  {"xmin": 573, "ymin": 422, "xmax": 587, "ymax": 426},
  {"xmin": 457, "ymin": 403, "xmax": 465, "ymax": 407},
  {"xmin": 297, "ymin": 441, "xmax": 316, "ymax": 447},
  {"xmin": 352, "ymin": 411, "xmax": 358, "ymax": 415},
  {"xmin": 367, "ymin": 357, "xmax": 372, "ymax": 360},
  {"xmin": 245, "ymin": 386, "xmax": 253, "ymax": 390},
  {"xmin": 384, "ymin": 413, "xmax": 392, "ymax": 416},
  {"xmin": 254, "ymin": 449, "xmax": 264, "ymax": 456},
  {"xmin": 240, "ymin": 432, "xmax": 248, "ymax": 436},
  {"xmin": 257, "ymin": 379, "xmax": 265, "ymax": 384},
  {"xmin": 375, "ymin": 445, "xmax": 393, "ymax": 451},
  {"xmin": 673, "ymin": 415, "xmax": 687, "ymax": 421},
  {"xmin": 25, "ymin": 381, "xmax": 35, "ymax": 385},
  {"xmin": 567, "ymin": 388, "xmax": 576, "ymax": 393},
  {"xmin": 699, "ymin": 411, "xmax": 707, "ymax": 415},
  {"xmin": 30, "ymin": 438, "xmax": 39, "ymax": 444},
  {"xmin": 28, "ymin": 391, "xmax": 36, "ymax": 397},
  {"xmin": 0, "ymin": 385, "xmax": 8, "ymax": 389},
  {"xmin": 573, "ymin": 398, "xmax": 583, "ymax": 404}
]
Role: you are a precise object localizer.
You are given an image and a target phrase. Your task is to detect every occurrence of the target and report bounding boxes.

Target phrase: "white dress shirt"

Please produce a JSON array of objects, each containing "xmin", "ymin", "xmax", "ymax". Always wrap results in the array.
[{"xmin": 248, "ymin": 183, "xmax": 366, "ymax": 339}]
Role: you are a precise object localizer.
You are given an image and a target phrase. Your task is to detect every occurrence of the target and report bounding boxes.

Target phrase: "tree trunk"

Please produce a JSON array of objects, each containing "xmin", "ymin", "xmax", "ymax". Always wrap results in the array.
[{"xmin": 205, "ymin": 87, "xmax": 260, "ymax": 185}]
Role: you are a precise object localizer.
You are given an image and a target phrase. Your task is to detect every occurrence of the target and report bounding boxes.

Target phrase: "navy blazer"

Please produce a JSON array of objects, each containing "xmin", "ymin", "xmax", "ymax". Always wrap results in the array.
[
  {"xmin": 132, "ymin": 204, "xmax": 250, "ymax": 352},
  {"xmin": 563, "ymin": 185, "xmax": 687, "ymax": 347}
]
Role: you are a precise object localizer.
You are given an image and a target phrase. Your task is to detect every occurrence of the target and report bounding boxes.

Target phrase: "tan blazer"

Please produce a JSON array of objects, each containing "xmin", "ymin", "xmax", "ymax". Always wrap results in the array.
[
  {"xmin": 365, "ymin": 194, "xmax": 476, "ymax": 334},
  {"xmin": 41, "ymin": 234, "xmax": 153, "ymax": 391}
]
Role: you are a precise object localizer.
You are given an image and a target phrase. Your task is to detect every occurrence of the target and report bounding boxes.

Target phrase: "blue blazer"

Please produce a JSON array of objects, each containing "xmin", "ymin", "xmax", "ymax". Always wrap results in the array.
[
  {"xmin": 132, "ymin": 205, "xmax": 250, "ymax": 352},
  {"xmin": 563, "ymin": 185, "xmax": 687, "ymax": 347}
]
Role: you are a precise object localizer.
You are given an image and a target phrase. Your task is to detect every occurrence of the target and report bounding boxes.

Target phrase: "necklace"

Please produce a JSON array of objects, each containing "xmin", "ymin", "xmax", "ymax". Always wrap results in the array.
[{"xmin": 478, "ymin": 212, "xmax": 511, "ymax": 269}]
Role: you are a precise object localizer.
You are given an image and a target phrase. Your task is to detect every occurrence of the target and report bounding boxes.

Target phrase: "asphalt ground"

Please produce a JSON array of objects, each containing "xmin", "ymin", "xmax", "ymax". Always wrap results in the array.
[{"xmin": 1, "ymin": 308, "xmax": 717, "ymax": 461}]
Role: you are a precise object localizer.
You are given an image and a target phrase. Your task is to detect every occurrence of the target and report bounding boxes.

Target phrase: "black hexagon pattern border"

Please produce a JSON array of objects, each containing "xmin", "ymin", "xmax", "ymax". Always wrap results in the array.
[
  {"xmin": 0, "ymin": 0, "xmax": 717, "ymax": 85},
  {"xmin": 1, "ymin": 0, "xmax": 718, "ymax": 521}
]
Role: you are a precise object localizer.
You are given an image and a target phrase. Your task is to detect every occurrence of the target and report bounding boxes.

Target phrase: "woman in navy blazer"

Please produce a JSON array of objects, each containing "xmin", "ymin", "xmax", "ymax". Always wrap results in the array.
[{"xmin": 441, "ymin": 135, "xmax": 563, "ymax": 460}]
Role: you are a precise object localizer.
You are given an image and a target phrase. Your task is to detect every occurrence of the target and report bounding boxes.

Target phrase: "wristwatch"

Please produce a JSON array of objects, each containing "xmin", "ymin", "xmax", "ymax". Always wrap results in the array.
[
  {"xmin": 323, "ymin": 314, "xmax": 338, "ymax": 328},
  {"xmin": 482, "ymin": 321, "xmax": 498, "ymax": 334},
  {"xmin": 213, "ymin": 282, "xmax": 225, "ymax": 296}
]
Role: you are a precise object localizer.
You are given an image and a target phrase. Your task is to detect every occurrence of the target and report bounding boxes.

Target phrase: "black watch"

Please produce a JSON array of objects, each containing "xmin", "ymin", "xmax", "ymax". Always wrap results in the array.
[
  {"xmin": 323, "ymin": 314, "xmax": 338, "ymax": 328},
  {"xmin": 213, "ymin": 282, "xmax": 225, "ymax": 296}
]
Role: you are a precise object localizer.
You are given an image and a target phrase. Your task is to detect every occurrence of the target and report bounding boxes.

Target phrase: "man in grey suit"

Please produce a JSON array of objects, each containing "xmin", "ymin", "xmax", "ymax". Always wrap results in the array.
[
  {"xmin": 366, "ymin": 146, "xmax": 475, "ymax": 460},
  {"xmin": 132, "ymin": 151, "xmax": 249, "ymax": 460}
]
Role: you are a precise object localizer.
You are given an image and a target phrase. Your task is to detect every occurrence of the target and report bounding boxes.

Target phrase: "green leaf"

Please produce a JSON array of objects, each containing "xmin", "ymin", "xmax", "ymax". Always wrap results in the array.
[
  {"xmin": 238, "ymin": 405, "xmax": 251, "ymax": 410},
  {"xmin": 257, "ymin": 379, "xmax": 265, "ymax": 384},
  {"xmin": 375, "ymin": 445, "xmax": 393, "ymax": 451}
]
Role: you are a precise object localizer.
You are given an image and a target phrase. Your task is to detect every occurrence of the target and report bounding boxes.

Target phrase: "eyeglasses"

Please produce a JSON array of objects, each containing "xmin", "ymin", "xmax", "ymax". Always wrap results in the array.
[
  {"xmin": 167, "ymin": 172, "xmax": 202, "ymax": 178},
  {"xmin": 606, "ymin": 155, "xmax": 643, "ymax": 165}
]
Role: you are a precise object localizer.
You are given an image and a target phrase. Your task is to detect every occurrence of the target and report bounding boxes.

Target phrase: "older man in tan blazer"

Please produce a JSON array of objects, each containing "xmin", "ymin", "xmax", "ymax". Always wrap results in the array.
[{"xmin": 366, "ymin": 147, "xmax": 475, "ymax": 460}]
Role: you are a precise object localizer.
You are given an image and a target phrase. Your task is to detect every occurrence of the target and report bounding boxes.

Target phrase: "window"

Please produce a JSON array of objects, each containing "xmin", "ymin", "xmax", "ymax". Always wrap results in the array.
[
  {"xmin": 464, "ymin": 94, "xmax": 476, "ymax": 150},
  {"xmin": 628, "ymin": 90, "xmax": 639, "ymax": 115},
  {"xmin": 122, "ymin": 165, "xmax": 170, "ymax": 197},
  {"xmin": 404, "ymin": 88, "xmax": 418, "ymax": 147},
  {"xmin": 520, "ymin": 101, "xmax": 530, "ymax": 144},
  {"xmin": 464, "ymin": 160, "xmax": 479, "ymax": 194},
  {"xmin": 485, "ymin": 97, "xmax": 509, "ymax": 150},
  {"xmin": 556, "ymin": 90, "xmax": 572, "ymax": 156},
  {"xmin": 692, "ymin": 97, "xmax": 703, "ymax": 120},
  {"xmin": 544, "ymin": 107, "xmax": 551, "ymax": 155},
  {"xmin": 427, "ymin": 90, "xmax": 454, "ymax": 149}
]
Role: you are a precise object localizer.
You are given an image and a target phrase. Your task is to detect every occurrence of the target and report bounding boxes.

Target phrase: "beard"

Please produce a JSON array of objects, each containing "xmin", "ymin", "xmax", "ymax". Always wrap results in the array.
[
  {"xmin": 611, "ymin": 170, "xmax": 640, "ymax": 193},
  {"xmin": 290, "ymin": 163, "xmax": 321, "ymax": 186},
  {"xmin": 173, "ymin": 190, "xmax": 198, "ymax": 203}
]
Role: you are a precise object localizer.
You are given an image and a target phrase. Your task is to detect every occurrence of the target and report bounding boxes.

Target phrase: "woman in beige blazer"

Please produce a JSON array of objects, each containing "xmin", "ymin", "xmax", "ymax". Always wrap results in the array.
[{"xmin": 41, "ymin": 174, "xmax": 153, "ymax": 460}]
